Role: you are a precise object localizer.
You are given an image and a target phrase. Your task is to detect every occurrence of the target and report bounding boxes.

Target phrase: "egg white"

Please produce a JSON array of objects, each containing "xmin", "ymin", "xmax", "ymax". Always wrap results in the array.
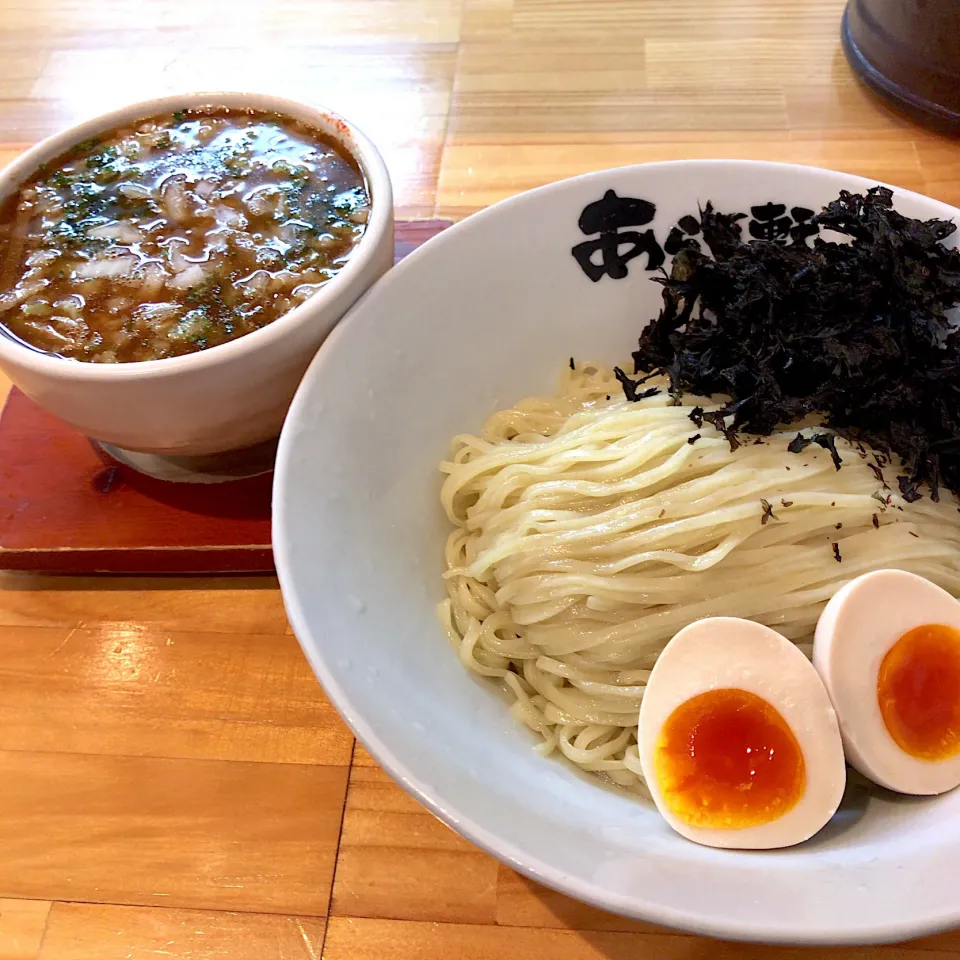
[
  {"xmin": 638, "ymin": 617, "xmax": 847, "ymax": 850},
  {"xmin": 813, "ymin": 569, "xmax": 960, "ymax": 795}
]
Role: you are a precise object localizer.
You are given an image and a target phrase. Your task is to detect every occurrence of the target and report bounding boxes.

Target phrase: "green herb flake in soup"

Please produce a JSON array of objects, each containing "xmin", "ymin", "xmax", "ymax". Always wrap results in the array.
[{"xmin": 0, "ymin": 107, "xmax": 370, "ymax": 362}]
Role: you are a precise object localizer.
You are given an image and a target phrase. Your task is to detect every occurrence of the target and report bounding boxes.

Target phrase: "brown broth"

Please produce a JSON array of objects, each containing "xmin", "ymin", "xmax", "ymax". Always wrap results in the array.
[{"xmin": 0, "ymin": 107, "xmax": 370, "ymax": 362}]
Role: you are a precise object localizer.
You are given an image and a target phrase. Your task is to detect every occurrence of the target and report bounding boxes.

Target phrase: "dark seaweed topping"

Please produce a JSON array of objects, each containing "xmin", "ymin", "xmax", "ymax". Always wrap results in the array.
[
  {"xmin": 781, "ymin": 499, "xmax": 793, "ymax": 507},
  {"xmin": 569, "ymin": 357, "xmax": 575, "ymax": 370},
  {"xmin": 910, "ymin": 530, "xmax": 920, "ymax": 537},
  {"xmin": 629, "ymin": 186, "xmax": 960, "ymax": 501},
  {"xmin": 702, "ymin": 410, "xmax": 740, "ymax": 451},
  {"xmin": 614, "ymin": 366, "xmax": 660, "ymax": 401},
  {"xmin": 787, "ymin": 432, "xmax": 843, "ymax": 471},
  {"xmin": 873, "ymin": 513, "xmax": 880, "ymax": 528},
  {"xmin": 760, "ymin": 499, "xmax": 777, "ymax": 524},
  {"xmin": 832, "ymin": 542, "xmax": 842, "ymax": 562},
  {"xmin": 898, "ymin": 475, "xmax": 923, "ymax": 503},
  {"xmin": 687, "ymin": 433, "xmax": 701, "ymax": 444}
]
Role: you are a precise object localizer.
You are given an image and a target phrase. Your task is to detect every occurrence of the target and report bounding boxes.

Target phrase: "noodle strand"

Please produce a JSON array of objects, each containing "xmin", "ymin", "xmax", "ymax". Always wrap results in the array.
[{"xmin": 438, "ymin": 366, "xmax": 960, "ymax": 793}]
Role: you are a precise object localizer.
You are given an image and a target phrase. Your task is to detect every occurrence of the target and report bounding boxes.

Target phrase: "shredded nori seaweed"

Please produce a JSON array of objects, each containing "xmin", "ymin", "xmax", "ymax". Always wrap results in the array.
[
  {"xmin": 627, "ymin": 186, "xmax": 960, "ymax": 501},
  {"xmin": 613, "ymin": 366, "xmax": 660, "ymax": 401},
  {"xmin": 787, "ymin": 432, "xmax": 843, "ymax": 471}
]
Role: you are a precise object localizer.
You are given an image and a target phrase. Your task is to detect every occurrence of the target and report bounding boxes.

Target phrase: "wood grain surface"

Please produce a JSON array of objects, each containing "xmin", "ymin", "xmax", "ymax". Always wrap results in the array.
[{"xmin": 1, "ymin": 0, "xmax": 960, "ymax": 957}]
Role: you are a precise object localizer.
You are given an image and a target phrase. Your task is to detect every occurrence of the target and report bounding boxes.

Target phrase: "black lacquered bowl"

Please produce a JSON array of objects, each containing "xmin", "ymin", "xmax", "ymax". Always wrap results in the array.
[{"xmin": 843, "ymin": 0, "xmax": 960, "ymax": 130}]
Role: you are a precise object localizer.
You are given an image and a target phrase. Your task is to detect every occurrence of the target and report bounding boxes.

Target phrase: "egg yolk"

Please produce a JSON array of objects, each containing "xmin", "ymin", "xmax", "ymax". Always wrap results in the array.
[
  {"xmin": 654, "ymin": 688, "xmax": 806, "ymax": 830},
  {"xmin": 877, "ymin": 623, "xmax": 960, "ymax": 761}
]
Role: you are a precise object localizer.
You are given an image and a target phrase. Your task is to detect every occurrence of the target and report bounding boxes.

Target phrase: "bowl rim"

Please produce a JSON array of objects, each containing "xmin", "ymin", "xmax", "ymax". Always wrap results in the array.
[
  {"xmin": 0, "ymin": 90, "xmax": 393, "ymax": 379},
  {"xmin": 274, "ymin": 158, "xmax": 960, "ymax": 946}
]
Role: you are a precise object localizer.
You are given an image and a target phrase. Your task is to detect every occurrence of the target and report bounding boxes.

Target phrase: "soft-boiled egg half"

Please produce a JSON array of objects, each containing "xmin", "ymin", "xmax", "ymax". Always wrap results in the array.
[
  {"xmin": 814, "ymin": 569, "xmax": 960, "ymax": 795},
  {"xmin": 638, "ymin": 617, "xmax": 846, "ymax": 850}
]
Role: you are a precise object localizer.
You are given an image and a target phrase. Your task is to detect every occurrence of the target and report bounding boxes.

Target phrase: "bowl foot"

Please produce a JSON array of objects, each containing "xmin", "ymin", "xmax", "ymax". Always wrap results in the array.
[{"xmin": 93, "ymin": 435, "xmax": 279, "ymax": 484}]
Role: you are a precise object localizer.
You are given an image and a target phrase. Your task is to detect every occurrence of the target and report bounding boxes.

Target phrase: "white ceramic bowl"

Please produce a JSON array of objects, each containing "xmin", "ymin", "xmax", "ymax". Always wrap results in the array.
[
  {"xmin": 274, "ymin": 161, "xmax": 960, "ymax": 945},
  {"xmin": 0, "ymin": 92, "xmax": 393, "ymax": 456}
]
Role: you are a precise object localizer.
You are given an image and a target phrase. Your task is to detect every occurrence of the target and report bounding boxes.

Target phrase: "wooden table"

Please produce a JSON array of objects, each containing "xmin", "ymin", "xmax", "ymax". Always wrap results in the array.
[{"xmin": 1, "ymin": 1, "xmax": 959, "ymax": 956}]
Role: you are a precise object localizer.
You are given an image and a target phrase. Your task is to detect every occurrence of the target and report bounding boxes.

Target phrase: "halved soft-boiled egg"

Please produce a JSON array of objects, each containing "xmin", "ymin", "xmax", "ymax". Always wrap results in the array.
[
  {"xmin": 638, "ymin": 617, "xmax": 846, "ymax": 850},
  {"xmin": 813, "ymin": 569, "xmax": 960, "ymax": 795}
]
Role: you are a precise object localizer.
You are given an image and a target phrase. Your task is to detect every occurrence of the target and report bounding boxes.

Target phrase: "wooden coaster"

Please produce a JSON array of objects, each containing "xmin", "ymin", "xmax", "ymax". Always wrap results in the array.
[{"xmin": 0, "ymin": 219, "xmax": 451, "ymax": 574}]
